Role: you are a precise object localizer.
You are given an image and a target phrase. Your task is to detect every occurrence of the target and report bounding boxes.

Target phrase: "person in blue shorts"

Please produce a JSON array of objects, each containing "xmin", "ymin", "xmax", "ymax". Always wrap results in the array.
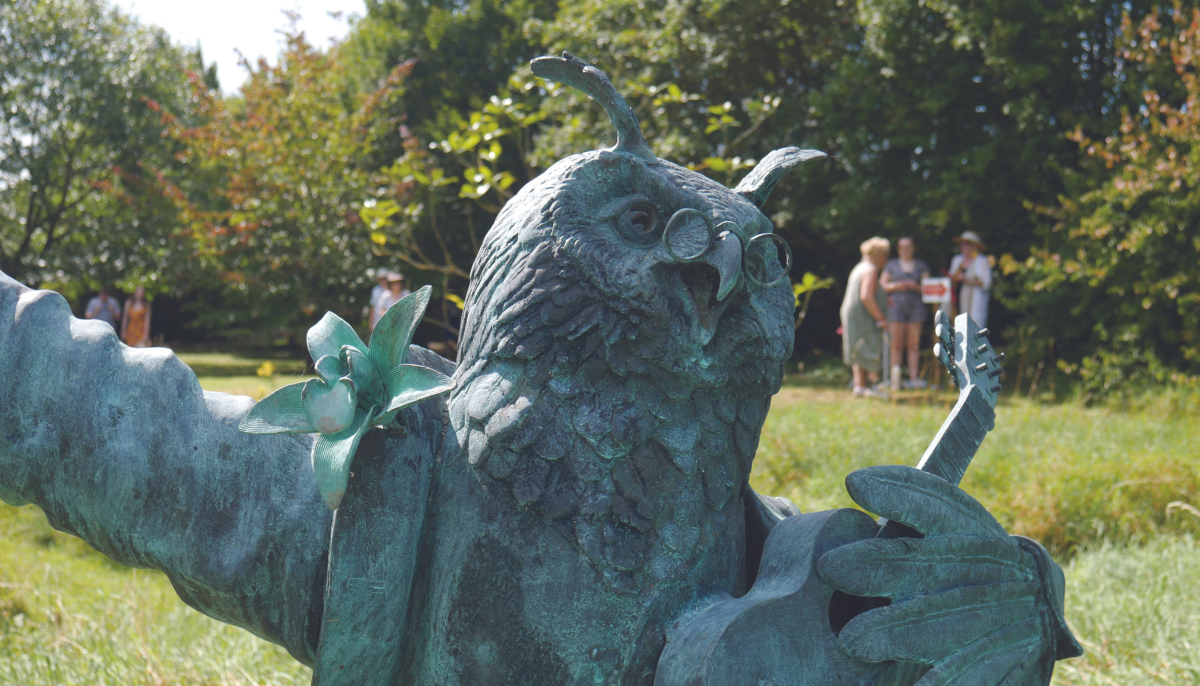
[{"xmin": 880, "ymin": 237, "xmax": 929, "ymax": 390}]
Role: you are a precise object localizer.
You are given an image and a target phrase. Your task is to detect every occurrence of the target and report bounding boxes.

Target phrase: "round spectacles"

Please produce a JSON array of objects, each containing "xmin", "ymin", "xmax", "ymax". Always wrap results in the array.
[
  {"xmin": 661, "ymin": 208, "xmax": 792, "ymax": 288},
  {"xmin": 742, "ymin": 233, "xmax": 792, "ymax": 288},
  {"xmin": 662, "ymin": 208, "xmax": 715, "ymax": 262}
]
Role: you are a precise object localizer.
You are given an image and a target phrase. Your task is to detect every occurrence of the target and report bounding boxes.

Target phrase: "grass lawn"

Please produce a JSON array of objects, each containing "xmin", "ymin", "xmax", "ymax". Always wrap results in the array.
[
  {"xmin": 174, "ymin": 351, "xmax": 313, "ymax": 400},
  {"xmin": 195, "ymin": 374, "xmax": 313, "ymax": 399},
  {"xmin": 173, "ymin": 352, "xmax": 309, "ymax": 378},
  {"xmin": 0, "ymin": 357, "xmax": 1196, "ymax": 684},
  {"xmin": 0, "ymin": 504, "xmax": 310, "ymax": 686},
  {"xmin": 1057, "ymin": 538, "xmax": 1200, "ymax": 685},
  {"xmin": 751, "ymin": 388, "xmax": 1200, "ymax": 685},
  {"xmin": 753, "ymin": 389, "xmax": 1200, "ymax": 554}
]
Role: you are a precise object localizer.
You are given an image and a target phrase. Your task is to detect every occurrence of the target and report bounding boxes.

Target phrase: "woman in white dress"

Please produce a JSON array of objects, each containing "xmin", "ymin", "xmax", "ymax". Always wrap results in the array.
[
  {"xmin": 368, "ymin": 272, "xmax": 390, "ymax": 332},
  {"xmin": 377, "ymin": 272, "xmax": 412, "ymax": 318},
  {"xmin": 949, "ymin": 231, "xmax": 992, "ymax": 328}
]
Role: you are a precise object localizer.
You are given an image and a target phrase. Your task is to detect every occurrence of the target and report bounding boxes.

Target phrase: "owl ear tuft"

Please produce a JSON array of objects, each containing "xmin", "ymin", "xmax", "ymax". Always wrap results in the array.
[
  {"xmin": 531, "ymin": 53, "xmax": 655, "ymax": 161},
  {"xmin": 734, "ymin": 147, "xmax": 827, "ymax": 208}
]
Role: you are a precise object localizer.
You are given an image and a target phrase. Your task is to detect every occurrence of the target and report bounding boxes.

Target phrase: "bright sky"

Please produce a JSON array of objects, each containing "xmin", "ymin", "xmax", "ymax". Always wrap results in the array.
[{"xmin": 113, "ymin": 0, "xmax": 366, "ymax": 94}]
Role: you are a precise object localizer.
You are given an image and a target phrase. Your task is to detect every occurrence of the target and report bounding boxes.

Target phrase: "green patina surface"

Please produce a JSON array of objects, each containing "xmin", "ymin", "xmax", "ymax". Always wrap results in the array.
[{"xmin": 0, "ymin": 54, "xmax": 1082, "ymax": 686}]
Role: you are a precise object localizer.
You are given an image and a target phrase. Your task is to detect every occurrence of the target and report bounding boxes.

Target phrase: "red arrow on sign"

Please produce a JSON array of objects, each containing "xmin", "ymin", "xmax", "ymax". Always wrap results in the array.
[{"xmin": 923, "ymin": 283, "xmax": 948, "ymax": 297}]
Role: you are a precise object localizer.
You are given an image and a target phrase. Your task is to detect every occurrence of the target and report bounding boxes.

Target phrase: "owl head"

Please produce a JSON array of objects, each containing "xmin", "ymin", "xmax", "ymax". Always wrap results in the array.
[{"xmin": 455, "ymin": 53, "xmax": 824, "ymax": 399}]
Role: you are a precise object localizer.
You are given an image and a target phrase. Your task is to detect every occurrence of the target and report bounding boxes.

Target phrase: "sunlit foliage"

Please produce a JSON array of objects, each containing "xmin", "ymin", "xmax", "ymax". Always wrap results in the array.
[
  {"xmin": 154, "ymin": 30, "xmax": 409, "ymax": 337},
  {"xmin": 1008, "ymin": 2, "xmax": 1200, "ymax": 396},
  {"xmin": 0, "ymin": 0, "xmax": 195, "ymax": 296}
]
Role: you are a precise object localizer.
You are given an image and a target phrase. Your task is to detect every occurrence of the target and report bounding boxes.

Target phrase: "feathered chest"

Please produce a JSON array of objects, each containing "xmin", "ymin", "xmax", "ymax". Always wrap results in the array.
[
  {"xmin": 448, "ymin": 314, "xmax": 771, "ymax": 595},
  {"xmin": 407, "ymin": 52, "xmax": 828, "ymax": 685}
]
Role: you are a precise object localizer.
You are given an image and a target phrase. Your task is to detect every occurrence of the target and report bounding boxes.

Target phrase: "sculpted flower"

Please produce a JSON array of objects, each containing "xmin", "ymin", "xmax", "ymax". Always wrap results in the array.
[{"xmin": 239, "ymin": 286, "xmax": 455, "ymax": 509}]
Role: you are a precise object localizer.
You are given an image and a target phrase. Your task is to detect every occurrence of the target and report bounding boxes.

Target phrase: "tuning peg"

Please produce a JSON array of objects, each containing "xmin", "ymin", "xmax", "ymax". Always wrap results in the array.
[
  {"xmin": 935, "ymin": 323, "xmax": 945, "ymax": 339},
  {"xmin": 976, "ymin": 328, "xmax": 990, "ymax": 339},
  {"xmin": 977, "ymin": 344, "xmax": 990, "ymax": 353},
  {"xmin": 933, "ymin": 342, "xmax": 945, "ymax": 361},
  {"xmin": 989, "ymin": 385, "xmax": 1002, "ymax": 394},
  {"xmin": 994, "ymin": 352, "xmax": 1006, "ymax": 362},
  {"xmin": 988, "ymin": 367, "xmax": 1004, "ymax": 378},
  {"xmin": 974, "ymin": 363, "xmax": 988, "ymax": 373}
]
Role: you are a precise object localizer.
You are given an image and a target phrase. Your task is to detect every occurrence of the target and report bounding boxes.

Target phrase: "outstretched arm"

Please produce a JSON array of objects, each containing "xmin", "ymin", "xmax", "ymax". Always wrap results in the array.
[{"xmin": 0, "ymin": 272, "xmax": 332, "ymax": 666}]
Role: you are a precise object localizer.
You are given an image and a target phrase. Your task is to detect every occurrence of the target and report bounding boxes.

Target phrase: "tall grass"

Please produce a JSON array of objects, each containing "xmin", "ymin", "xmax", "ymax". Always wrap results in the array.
[
  {"xmin": 753, "ymin": 389, "xmax": 1200, "ymax": 685},
  {"xmin": 1055, "ymin": 537, "xmax": 1200, "ymax": 685},
  {"xmin": 752, "ymin": 390, "xmax": 1200, "ymax": 555},
  {"xmin": 0, "ymin": 504, "xmax": 309, "ymax": 686}
]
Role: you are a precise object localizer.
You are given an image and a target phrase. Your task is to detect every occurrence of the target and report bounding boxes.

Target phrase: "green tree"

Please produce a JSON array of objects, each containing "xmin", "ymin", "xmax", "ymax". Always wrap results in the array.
[
  {"xmin": 340, "ymin": 0, "xmax": 1197, "ymax": 380},
  {"xmin": 157, "ymin": 30, "xmax": 408, "ymax": 338},
  {"xmin": 0, "ymin": 0, "xmax": 195, "ymax": 295},
  {"xmin": 360, "ymin": 73, "xmax": 554, "ymax": 336},
  {"xmin": 345, "ymin": 0, "xmax": 857, "ymax": 335},
  {"xmin": 342, "ymin": 0, "xmax": 557, "ymax": 167},
  {"xmin": 534, "ymin": 0, "xmax": 850, "ymax": 166},
  {"xmin": 529, "ymin": 1, "xmax": 856, "ymax": 340},
  {"xmin": 1008, "ymin": 3, "xmax": 1200, "ymax": 396},
  {"xmin": 533, "ymin": 0, "xmax": 1186, "ymax": 353},
  {"xmin": 335, "ymin": 1, "xmax": 564, "ymax": 339},
  {"xmin": 813, "ymin": 0, "xmax": 1179, "ymax": 263}
]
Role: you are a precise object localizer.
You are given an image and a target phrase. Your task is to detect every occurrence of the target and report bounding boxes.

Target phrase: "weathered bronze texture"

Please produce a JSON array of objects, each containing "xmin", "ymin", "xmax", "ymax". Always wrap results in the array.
[
  {"xmin": 0, "ymin": 54, "xmax": 1079, "ymax": 685},
  {"xmin": 655, "ymin": 311, "xmax": 1081, "ymax": 685},
  {"xmin": 238, "ymin": 285, "xmax": 455, "ymax": 510}
]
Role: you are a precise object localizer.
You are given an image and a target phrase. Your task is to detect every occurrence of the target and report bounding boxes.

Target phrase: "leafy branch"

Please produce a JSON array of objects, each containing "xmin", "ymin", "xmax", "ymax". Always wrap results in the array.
[{"xmin": 793, "ymin": 271, "xmax": 834, "ymax": 330}]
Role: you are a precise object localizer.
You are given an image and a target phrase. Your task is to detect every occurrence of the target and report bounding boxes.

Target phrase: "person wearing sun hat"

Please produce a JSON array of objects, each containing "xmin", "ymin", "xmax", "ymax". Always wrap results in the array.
[
  {"xmin": 950, "ymin": 230, "xmax": 993, "ymax": 328},
  {"xmin": 376, "ymin": 271, "xmax": 411, "ymax": 319},
  {"xmin": 368, "ymin": 269, "xmax": 390, "ymax": 332}
]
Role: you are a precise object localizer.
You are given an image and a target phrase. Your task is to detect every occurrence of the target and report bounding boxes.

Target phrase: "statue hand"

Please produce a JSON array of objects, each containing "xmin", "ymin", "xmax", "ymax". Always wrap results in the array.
[{"xmin": 817, "ymin": 466, "xmax": 1083, "ymax": 684}]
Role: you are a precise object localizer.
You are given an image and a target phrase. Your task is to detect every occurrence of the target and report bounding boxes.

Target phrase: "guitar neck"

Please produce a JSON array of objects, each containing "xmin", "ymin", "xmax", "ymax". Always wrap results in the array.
[
  {"xmin": 875, "ymin": 388, "xmax": 994, "ymax": 539},
  {"xmin": 875, "ymin": 311, "xmax": 1003, "ymax": 539},
  {"xmin": 914, "ymin": 384, "xmax": 995, "ymax": 487}
]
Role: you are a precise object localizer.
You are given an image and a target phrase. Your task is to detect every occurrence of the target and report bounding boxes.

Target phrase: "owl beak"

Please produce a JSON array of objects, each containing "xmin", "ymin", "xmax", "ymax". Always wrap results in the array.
[
  {"xmin": 670, "ymin": 226, "xmax": 744, "ymax": 342},
  {"xmin": 705, "ymin": 230, "xmax": 743, "ymax": 302}
]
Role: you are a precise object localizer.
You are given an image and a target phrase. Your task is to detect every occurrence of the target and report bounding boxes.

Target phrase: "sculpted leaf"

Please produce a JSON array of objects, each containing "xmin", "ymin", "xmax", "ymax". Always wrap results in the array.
[
  {"xmin": 311, "ymin": 407, "xmax": 375, "ymax": 511},
  {"xmin": 343, "ymin": 345, "xmax": 385, "ymax": 407},
  {"xmin": 308, "ymin": 311, "xmax": 368, "ymax": 363},
  {"xmin": 313, "ymin": 353, "xmax": 350, "ymax": 382},
  {"xmin": 369, "ymin": 285, "xmax": 432, "ymax": 374},
  {"xmin": 377, "ymin": 364, "xmax": 456, "ymax": 424},
  {"xmin": 237, "ymin": 382, "xmax": 312, "ymax": 434}
]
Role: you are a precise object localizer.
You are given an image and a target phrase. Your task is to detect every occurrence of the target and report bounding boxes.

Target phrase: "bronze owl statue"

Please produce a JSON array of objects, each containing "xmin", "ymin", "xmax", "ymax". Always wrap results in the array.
[{"xmin": 0, "ymin": 54, "xmax": 1078, "ymax": 685}]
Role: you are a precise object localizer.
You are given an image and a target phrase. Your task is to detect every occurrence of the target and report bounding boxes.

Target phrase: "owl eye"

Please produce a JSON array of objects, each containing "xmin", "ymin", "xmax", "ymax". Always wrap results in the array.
[{"xmin": 614, "ymin": 200, "xmax": 662, "ymax": 246}]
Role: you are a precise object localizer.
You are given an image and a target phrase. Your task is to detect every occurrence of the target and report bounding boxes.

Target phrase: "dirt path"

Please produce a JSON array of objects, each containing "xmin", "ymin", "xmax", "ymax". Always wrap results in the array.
[
  {"xmin": 769, "ymin": 386, "xmax": 958, "ymax": 408},
  {"xmin": 770, "ymin": 387, "xmax": 850, "ymax": 405}
]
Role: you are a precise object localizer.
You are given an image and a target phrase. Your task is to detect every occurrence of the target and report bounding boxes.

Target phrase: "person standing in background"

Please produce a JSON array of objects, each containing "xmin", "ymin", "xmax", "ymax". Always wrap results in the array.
[
  {"xmin": 377, "ymin": 272, "xmax": 412, "ymax": 319},
  {"xmin": 84, "ymin": 286, "xmax": 122, "ymax": 330},
  {"xmin": 950, "ymin": 231, "xmax": 992, "ymax": 328},
  {"xmin": 392, "ymin": 273, "xmax": 412, "ymax": 302},
  {"xmin": 881, "ymin": 237, "xmax": 930, "ymax": 391},
  {"xmin": 840, "ymin": 237, "xmax": 891, "ymax": 398},
  {"xmin": 368, "ymin": 271, "xmax": 390, "ymax": 332},
  {"xmin": 120, "ymin": 286, "xmax": 152, "ymax": 348}
]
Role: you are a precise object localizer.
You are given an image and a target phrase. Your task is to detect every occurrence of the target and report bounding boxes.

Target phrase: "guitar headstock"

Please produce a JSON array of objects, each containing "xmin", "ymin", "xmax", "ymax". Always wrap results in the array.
[{"xmin": 932, "ymin": 310, "xmax": 1005, "ymax": 408}]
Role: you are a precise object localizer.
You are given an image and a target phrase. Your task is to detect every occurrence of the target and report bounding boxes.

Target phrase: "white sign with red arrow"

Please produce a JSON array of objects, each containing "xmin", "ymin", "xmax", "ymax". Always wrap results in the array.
[{"xmin": 922, "ymin": 277, "xmax": 952, "ymax": 304}]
